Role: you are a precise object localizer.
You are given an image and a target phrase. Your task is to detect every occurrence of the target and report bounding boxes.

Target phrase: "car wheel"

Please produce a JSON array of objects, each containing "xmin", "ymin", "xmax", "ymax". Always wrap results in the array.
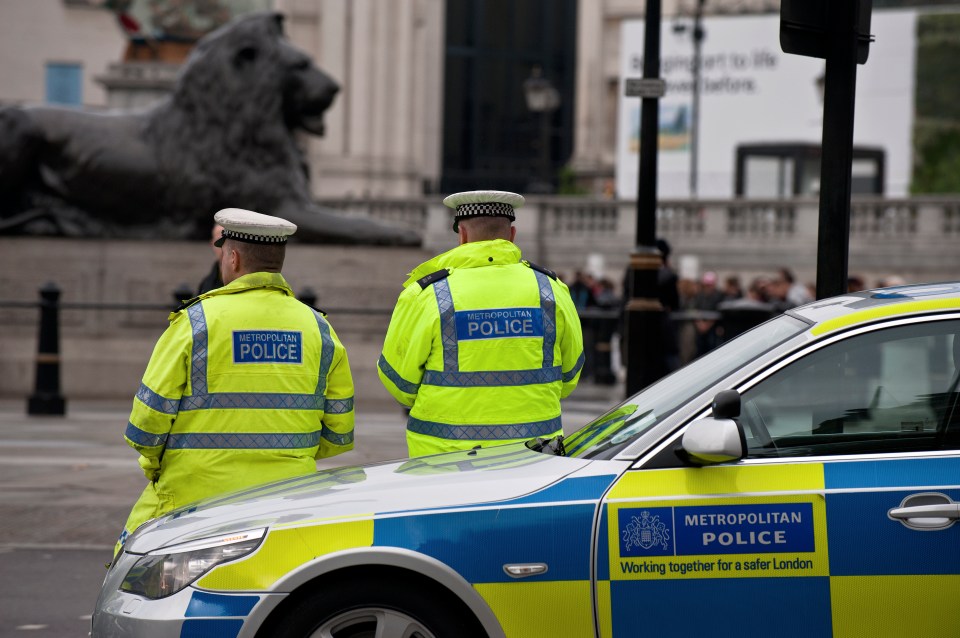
[{"xmin": 268, "ymin": 578, "xmax": 486, "ymax": 638}]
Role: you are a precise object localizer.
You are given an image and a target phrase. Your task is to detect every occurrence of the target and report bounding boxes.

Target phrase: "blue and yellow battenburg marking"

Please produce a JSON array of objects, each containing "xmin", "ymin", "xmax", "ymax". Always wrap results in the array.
[
  {"xmin": 163, "ymin": 454, "xmax": 960, "ymax": 638},
  {"xmin": 601, "ymin": 463, "xmax": 832, "ymax": 638},
  {"xmin": 187, "ymin": 472, "xmax": 618, "ymax": 638},
  {"xmin": 601, "ymin": 458, "xmax": 960, "ymax": 638}
]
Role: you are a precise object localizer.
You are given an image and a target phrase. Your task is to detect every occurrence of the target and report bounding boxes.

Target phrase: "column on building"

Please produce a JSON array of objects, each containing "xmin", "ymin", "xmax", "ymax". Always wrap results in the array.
[
  {"xmin": 570, "ymin": 0, "xmax": 618, "ymax": 196},
  {"xmin": 281, "ymin": 0, "xmax": 445, "ymax": 198}
]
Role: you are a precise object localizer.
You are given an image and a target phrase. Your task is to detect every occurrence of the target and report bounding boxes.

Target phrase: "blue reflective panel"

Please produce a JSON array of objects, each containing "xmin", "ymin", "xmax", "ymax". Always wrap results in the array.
[
  {"xmin": 324, "ymin": 397, "xmax": 354, "ymax": 414},
  {"xmin": 534, "ymin": 270, "xmax": 557, "ymax": 367},
  {"xmin": 135, "ymin": 383, "xmax": 180, "ymax": 415},
  {"xmin": 434, "ymin": 278, "xmax": 459, "ymax": 372},
  {"xmin": 165, "ymin": 431, "xmax": 322, "ymax": 449},
  {"xmin": 321, "ymin": 426, "xmax": 354, "ymax": 446},
  {"xmin": 124, "ymin": 422, "xmax": 167, "ymax": 447},
  {"xmin": 563, "ymin": 352, "xmax": 585, "ymax": 382},
  {"xmin": 422, "ymin": 366, "xmax": 561, "ymax": 387},
  {"xmin": 378, "ymin": 355, "xmax": 420, "ymax": 394}
]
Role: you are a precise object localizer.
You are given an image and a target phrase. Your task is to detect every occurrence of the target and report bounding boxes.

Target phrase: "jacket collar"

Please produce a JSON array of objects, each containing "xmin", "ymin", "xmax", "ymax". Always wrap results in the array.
[
  {"xmin": 404, "ymin": 240, "xmax": 522, "ymax": 288},
  {"xmin": 203, "ymin": 272, "xmax": 294, "ymax": 298}
]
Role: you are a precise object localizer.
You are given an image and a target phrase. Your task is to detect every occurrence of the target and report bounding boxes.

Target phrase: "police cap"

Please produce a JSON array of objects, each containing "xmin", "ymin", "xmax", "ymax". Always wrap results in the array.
[
  {"xmin": 443, "ymin": 190, "xmax": 524, "ymax": 233},
  {"xmin": 213, "ymin": 208, "xmax": 297, "ymax": 247}
]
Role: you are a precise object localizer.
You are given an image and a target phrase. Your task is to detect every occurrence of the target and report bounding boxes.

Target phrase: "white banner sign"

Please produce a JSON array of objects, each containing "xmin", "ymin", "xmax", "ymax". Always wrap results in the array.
[{"xmin": 616, "ymin": 11, "xmax": 917, "ymax": 199}]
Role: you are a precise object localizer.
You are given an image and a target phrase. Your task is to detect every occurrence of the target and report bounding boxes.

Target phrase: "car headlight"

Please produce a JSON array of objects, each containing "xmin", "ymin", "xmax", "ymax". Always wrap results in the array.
[{"xmin": 119, "ymin": 528, "xmax": 265, "ymax": 599}]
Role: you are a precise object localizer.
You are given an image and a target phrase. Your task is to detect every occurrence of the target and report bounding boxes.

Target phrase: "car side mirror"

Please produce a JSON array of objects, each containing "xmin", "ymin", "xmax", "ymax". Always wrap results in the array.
[
  {"xmin": 711, "ymin": 389, "xmax": 741, "ymax": 419},
  {"xmin": 682, "ymin": 391, "xmax": 746, "ymax": 465},
  {"xmin": 682, "ymin": 417, "xmax": 745, "ymax": 465}
]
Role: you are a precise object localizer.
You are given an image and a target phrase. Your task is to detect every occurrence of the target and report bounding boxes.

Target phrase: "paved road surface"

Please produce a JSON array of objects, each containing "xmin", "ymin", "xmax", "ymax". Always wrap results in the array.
[{"xmin": 0, "ymin": 388, "xmax": 618, "ymax": 637}]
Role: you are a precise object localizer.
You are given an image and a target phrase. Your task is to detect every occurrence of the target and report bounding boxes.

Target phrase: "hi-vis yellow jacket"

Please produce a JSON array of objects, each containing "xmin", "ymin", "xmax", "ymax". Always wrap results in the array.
[
  {"xmin": 117, "ymin": 272, "xmax": 354, "ymax": 552},
  {"xmin": 378, "ymin": 240, "xmax": 584, "ymax": 457}
]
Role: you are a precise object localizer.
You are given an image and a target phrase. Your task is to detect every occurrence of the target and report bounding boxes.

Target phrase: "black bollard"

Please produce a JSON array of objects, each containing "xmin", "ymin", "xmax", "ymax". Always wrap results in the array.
[{"xmin": 27, "ymin": 282, "xmax": 67, "ymax": 416}]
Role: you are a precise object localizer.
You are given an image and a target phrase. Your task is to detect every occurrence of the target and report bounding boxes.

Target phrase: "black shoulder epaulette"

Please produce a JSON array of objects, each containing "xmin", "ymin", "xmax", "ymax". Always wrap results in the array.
[
  {"xmin": 524, "ymin": 260, "xmax": 558, "ymax": 281},
  {"xmin": 174, "ymin": 296, "xmax": 202, "ymax": 312},
  {"xmin": 417, "ymin": 268, "xmax": 451, "ymax": 290}
]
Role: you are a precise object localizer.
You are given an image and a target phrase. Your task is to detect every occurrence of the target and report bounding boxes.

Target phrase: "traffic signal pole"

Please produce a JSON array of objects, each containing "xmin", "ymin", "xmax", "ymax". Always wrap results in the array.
[
  {"xmin": 815, "ymin": 0, "xmax": 862, "ymax": 299},
  {"xmin": 781, "ymin": 0, "xmax": 873, "ymax": 299}
]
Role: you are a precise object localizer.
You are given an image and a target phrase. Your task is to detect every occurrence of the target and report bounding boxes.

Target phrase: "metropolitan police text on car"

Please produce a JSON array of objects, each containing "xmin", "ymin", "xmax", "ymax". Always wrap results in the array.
[
  {"xmin": 233, "ymin": 330, "xmax": 303, "ymax": 364},
  {"xmin": 619, "ymin": 503, "xmax": 815, "ymax": 558},
  {"xmin": 454, "ymin": 308, "xmax": 545, "ymax": 341}
]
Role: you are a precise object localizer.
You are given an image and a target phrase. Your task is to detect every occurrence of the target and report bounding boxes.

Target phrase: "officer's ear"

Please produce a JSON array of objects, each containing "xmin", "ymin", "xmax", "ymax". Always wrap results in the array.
[
  {"xmin": 220, "ymin": 245, "xmax": 243, "ymax": 284},
  {"xmin": 458, "ymin": 224, "xmax": 469, "ymax": 246},
  {"xmin": 509, "ymin": 225, "xmax": 516, "ymax": 242}
]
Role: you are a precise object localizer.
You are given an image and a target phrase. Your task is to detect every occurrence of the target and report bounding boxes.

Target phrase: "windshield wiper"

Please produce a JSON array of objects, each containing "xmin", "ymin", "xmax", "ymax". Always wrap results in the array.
[{"xmin": 526, "ymin": 434, "xmax": 566, "ymax": 456}]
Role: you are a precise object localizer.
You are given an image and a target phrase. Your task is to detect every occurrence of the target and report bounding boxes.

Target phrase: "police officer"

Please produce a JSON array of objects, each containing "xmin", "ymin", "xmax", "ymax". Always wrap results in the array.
[
  {"xmin": 378, "ymin": 190, "xmax": 584, "ymax": 457},
  {"xmin": 116, "ymin": 208, "xmax": 355, "ymax": 554}
]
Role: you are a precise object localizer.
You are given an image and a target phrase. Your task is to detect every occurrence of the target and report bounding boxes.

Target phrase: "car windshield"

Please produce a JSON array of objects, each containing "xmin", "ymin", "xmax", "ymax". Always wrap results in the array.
[{"xmin": 562, "ymin": 314, "xmax": 809, "ymax": 460}]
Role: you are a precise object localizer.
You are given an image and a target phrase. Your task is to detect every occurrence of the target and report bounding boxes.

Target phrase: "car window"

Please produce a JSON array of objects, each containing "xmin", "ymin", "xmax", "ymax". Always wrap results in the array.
[
  {"xmin": 565, "ymin": 314, "xmax": 809, "ymax": 460},
  {"xmin": 740, "ymin": 318, "xmax": 960, "ymax": 458}
]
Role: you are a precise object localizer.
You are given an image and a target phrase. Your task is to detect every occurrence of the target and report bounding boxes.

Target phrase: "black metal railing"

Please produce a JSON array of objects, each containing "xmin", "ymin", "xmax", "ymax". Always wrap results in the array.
[{"xmin": 0, "ymin": 283, "xmax": 396, "ymax": 416}]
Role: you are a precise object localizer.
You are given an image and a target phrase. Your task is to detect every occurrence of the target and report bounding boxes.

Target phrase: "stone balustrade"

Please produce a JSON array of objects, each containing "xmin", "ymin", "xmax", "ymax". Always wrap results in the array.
[{"xmin": 321, "ymin": 196, "xmax": 960, "ymax": 284}]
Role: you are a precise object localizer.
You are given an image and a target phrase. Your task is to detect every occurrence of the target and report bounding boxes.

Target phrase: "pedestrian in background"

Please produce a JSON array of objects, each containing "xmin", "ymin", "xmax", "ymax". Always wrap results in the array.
[
  {"xmin": 378, "ymin": 190, "xmax": 584, "ymax": 457},
  {"xmin": 568, "ymin": 270, "xmax": 597, "ymax": 310},
  {"xmin": 116, "ymin": 208, "xmax": 355, "ymax": 555},
  {"xmin": 196, "ymin": 222, "xmax": 225, "ymax": 294}
]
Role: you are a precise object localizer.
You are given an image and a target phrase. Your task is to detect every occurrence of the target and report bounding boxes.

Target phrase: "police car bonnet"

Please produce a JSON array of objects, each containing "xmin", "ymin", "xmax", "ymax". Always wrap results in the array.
[
  {"xmin": 214, "ymin": 208, "xmax": 297, "ymax": 247},
  {"xmin": 443, "ymin": 190, "xmax": 524, "ymax": 232}
]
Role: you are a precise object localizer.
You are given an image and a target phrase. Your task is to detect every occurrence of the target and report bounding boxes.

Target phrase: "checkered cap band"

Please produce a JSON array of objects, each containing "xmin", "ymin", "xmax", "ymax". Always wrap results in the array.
[
  {"xmin": 454, "ymin": 202, "xmax": 516, "ymax": 222},
  {"xmin": 220, "ymin": 229, "xmax": 289, "ymax": 245}
]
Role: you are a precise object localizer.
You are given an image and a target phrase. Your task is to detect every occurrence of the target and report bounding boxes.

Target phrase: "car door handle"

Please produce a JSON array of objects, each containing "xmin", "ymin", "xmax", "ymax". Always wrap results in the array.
[
  {"xmin": 888, "ymin": 493, "xmax": 960, "ymax": 530},
  {"xmin": 888, "ymin": 504, "xmax": 960, "ymax": 521}
]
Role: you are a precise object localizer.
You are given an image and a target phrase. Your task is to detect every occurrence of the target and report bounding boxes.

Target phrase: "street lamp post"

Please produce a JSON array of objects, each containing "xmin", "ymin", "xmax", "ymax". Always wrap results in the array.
[
  {"xmin": 624, "ymin": 0, "xmax": 666, "ymax": 396},
  {"xmin": 674, "ymin": 0, "xmax": 706, "ymax": 199},
  {"xmin": 524, "ymin": 66, "xmax": 561, "ymax": 194}
]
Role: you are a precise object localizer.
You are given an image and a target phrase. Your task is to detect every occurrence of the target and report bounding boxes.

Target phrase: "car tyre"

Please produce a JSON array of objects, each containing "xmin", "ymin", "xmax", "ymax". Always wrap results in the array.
[{"xmin": 267, "ymin": 577, "xmax": 487, "ymax": 638}]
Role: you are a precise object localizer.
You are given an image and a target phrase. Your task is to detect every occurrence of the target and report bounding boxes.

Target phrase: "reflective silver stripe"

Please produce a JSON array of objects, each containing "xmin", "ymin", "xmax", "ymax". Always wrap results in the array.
[
  {"xmin": 187, "ymin": 303, "xmax": 208, "ymax": 395},
  {"xmin": 135, "ymin": 383, "xmax": 180, "ymax": 415},
  {"xmin": 562, "ymin": 352, "xmax": 585, "ymax": 382},
  {"xmin": 534, "ymin": 270, "xmax": 556, "ymax": 367},
  {"xmin": 313, "ymin": 310, "xmax": 334, "ymax": 396},
  {"xmin": 125, "ymin": 422, "xmax": 168, "ymax": 447},
  {"xmin": 407, "ymin": 416, "xmax": 562, "ymax": 440},
  {"xmin": 321, "ymin": 426, "xmax": 354, "ymax": 446},
  {"xmin": 180, "ymin": 393, "xmax": 325, "ymax": 411},
  {"xmin": 423, "ymin": 366, "xmax": 562, "ymax": 387},
  {"xmin": 434, "ymin": 278, "xmax": 458, "ymax": 372},
  {"xmin": 166, "ymin": 431, "xmax": 322, "ymax": 449},
  {"xmin": 378, "ymin": 354, "xmax": 420, "ymax": 394},
  {"xmin": 325, "ymin": 397, "xmax": 354, "ymax": 414}
]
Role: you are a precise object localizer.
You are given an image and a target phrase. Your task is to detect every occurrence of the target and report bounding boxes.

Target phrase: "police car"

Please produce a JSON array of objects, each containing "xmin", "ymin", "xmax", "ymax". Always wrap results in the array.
[{"xmin": 93, "ymin": 282, "xmax": 960, "ymax": 637}]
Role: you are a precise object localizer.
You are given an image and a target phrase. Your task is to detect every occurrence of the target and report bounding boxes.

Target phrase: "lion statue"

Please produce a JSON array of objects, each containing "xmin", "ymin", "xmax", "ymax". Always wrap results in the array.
[{"xmin": 0, "ymin": 12, "xmax": 419, "ymax": 245}]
